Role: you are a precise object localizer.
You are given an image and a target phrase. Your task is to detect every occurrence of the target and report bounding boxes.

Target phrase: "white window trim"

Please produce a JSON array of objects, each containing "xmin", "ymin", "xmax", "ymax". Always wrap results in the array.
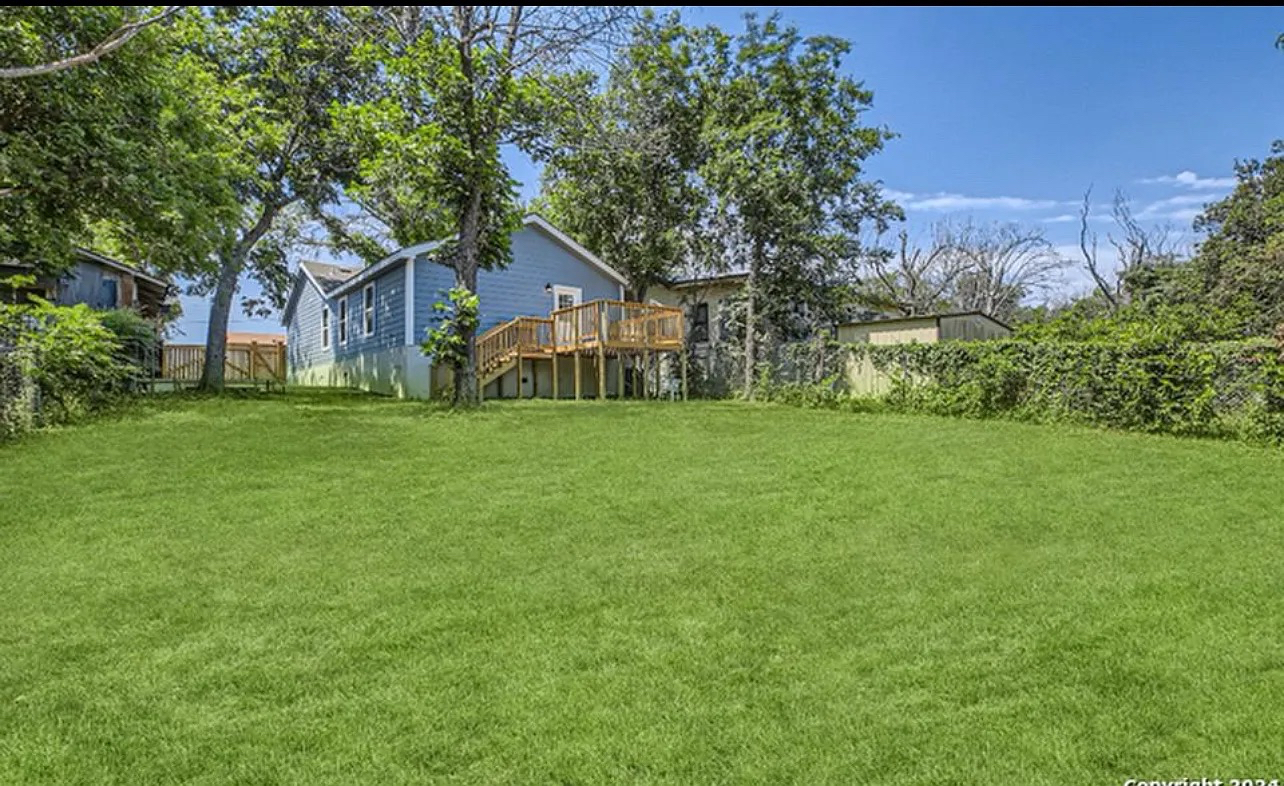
[
  {"xmin": 338, "ymin": 299, "xmax": 349, "ymax": 345},
  {"xmin": 551, "ymin": 284, "xmax": 582, "ymax": 311},
  {"xmin": 321, "ymin": 306, "xmax": 331, "ymax": 350},
  {"xmin": 362, "ymin": 283, "xmax": 376, "ymax": 336}
]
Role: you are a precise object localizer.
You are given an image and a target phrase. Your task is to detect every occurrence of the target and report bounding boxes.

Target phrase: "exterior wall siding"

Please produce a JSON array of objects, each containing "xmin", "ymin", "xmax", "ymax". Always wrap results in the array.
[
  {"xmin": 286, "ymin": 273, "xmax": 333, "ymax": 372},
  {"xmin": 939, "ymin": 314, "xmax": 1011, "ymax": 341},
  {"xmin": 333, "ymin": 262, "xmax": 405, "ymax": 361},
  {"xmin": 414, "ymin": 225, "xmax": 623, "ymax": 338},
  {"xmin": 837, "ymin": 320, "xmax": 941, "ymax": 345},
  {"xmin": 54, "ymin": 259, "xmax": 126, "ymax": 310}
]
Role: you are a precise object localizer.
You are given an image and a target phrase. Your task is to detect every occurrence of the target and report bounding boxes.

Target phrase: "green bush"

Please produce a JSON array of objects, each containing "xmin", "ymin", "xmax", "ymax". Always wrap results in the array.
[
  {"xmin": 0, "ymin": 301, "xmax": 138, "ymax": 437},
  {"xmin": 848, "ymin": 339, "xmax": 1284, "ymax": 444}
]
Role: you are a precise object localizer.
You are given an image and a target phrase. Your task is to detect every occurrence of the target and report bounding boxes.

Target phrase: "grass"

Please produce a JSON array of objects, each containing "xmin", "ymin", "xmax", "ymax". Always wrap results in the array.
[{"xmin": 2, "ymin": 391, "xmax": 1282, "ymax": 784}]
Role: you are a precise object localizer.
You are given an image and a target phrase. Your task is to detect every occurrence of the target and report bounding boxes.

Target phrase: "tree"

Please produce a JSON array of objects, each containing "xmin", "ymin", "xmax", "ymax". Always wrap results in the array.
[
  {"xmin": 182, "ymin": 7, "xmax": 365, "ymax": 391},
  {"xmin": 337, "ymin": 6, "xmax": 633, "ymax": 405},
  {"xmin": 859, "ymin": 225, "xmax": 970, "ymax": 316},
  {"xmin": 950, "ymin": 222, "xmax": 1065, "ymax": 321},
  {"xmin": 697, "ymin": 15, "xmax": 895, "ymax": 396},
  {"xmin": 1077, "ymin": 188, "xmax": 1181, "ymax": 312},
  {"xmin": 0, "ymin": 6, "xmax": 182, "ymax": 79},
  {"xmin": 1188, "ymin": 141, "xmax": 1284, "ymax": 334},
  {"xmin": 534, "ymin": 12, "xmax": 705, "ymax": 300},
  {"xmin": 0, "ymin": 7, "xmax": 235, "ymax": 276}
]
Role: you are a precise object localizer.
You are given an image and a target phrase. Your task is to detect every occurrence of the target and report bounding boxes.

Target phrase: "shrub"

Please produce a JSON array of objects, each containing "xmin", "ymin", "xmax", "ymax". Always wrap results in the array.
[
  {"xmin": 848, "ymin": 339, "xmax": 1284, "ymax": 444},
  {"xmin": 0, "ymin": 301, "xmax": 138, "ymax": 437}
]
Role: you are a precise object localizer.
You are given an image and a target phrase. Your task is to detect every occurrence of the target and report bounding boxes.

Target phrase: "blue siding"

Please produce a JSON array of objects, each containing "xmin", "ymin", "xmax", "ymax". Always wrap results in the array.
[
  {"xmin": 413, "ymin": 225, "xmax": 622, "ymax": 337},
  {"xmin": 287, "ymin": 273, "xmax": 332, "ymax": 370},
  {"xmin": 333, "ymin": 262, "xmax": 405, "ymax": 360}
]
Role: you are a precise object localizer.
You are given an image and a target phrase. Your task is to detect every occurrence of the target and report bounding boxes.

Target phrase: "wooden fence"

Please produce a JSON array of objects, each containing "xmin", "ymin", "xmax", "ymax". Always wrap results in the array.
[{"xmin": 160, "ymin": 342, "xmax": 286, "ymax": 386}]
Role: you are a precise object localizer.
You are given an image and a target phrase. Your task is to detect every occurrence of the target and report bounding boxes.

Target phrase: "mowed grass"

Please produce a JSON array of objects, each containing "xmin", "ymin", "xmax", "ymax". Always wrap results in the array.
[{"xmin": 1, "ymin": 392, "xmax": 1282, "ymax": 785}]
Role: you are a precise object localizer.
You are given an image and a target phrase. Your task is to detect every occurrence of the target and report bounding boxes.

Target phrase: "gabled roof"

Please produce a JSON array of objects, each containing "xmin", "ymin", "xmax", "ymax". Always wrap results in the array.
[
  {"xmin": 300, "ymin": 261, "xmax": 361, "ymax": 293},
  {"xmin": 521, "ymin": 214, "xmax": 628, "ymax": 287},
  {"xmin": 664, "ymin": 271, "xmax": 749, "ymax": 290}
]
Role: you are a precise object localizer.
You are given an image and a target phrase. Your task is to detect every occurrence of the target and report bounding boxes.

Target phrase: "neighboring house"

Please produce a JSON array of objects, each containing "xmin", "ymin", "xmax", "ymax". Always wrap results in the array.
[
  {"xmin": 649, "ymin": 272, "xmax": 748, "ymax": 356},
  {"xmin": 840, "ymin": 311, "xmax": 1011, "ymax": 394},
  {"xmin": 0, "ymin": 248, "xmax": 173, "ymax": 318},
  {"xmin": 281, "ymin": 214, "xmax": 632, "ymax": 399}
]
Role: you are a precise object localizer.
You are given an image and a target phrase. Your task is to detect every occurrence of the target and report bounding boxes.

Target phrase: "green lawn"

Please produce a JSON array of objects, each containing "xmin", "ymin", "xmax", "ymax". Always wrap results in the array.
[{"xmin": 2, "ymin": 392, "xmax": 1282, "ymax": 784}]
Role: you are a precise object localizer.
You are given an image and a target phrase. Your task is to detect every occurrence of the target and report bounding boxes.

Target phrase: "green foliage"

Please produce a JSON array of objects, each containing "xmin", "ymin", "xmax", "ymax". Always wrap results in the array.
[
  {"xmin": 0, "ymin": 7, "xmax": 237, "ymax": 274},
  {"xmin": 1015, "ymin": 300, "xmax": 1256, "ymax": 343},
  {"xmin": 100, "ymin": 308, "xmax": 159, "ymax": 383},
  {"xmin": 419, "ymin": 287, "xmax": 481, "ymax": 370},
  {"xmin": 848, "ymin": 339, "xmax": 1284, "ymax": 444},
  {"xmin": 535, "ymin": 12, "xmax": 706, "ymax": 298},
  {"xmin": 0, "ymin": 300, "xmax": 135, "ymax": 435},
  {"xmin": 1186, "ymin": 140, "xmax": 1284, "ymax": 335}
]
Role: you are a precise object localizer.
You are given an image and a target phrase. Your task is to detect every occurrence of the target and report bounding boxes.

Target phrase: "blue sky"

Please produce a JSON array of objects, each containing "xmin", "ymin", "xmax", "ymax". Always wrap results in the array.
[{"xmin": 172, "ymin": 6, "xmax": 1283, "ymax": 340}]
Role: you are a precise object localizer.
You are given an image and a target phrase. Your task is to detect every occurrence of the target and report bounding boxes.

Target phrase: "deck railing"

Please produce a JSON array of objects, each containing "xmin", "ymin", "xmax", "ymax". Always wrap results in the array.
[
  {"xmin": 477, "ymin": 316, "xmax": 553, "ymax": 376},
  {"xmin": 550, "ymin": 300, "xmax": 684, "ymax": 352}
]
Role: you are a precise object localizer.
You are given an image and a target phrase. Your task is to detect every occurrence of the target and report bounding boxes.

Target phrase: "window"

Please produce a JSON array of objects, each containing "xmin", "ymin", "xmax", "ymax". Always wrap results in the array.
[
  {"xmin": 691, "ymin": 302, "xmax": 709, "ymax": 343},
  {"xmin": 363, "ymin": 284, "xmax": 375, "ymax": 336},
  {"xmin": 338, "ymin": 299, "xmax": 348, "ymax": 345},
  {"xmin": 321, "ymin": 307, "xmax": 331, "ymax": 349},
  {"xmin": 552, "ymin": 285, "xmax": 581, "ymax": 311}
]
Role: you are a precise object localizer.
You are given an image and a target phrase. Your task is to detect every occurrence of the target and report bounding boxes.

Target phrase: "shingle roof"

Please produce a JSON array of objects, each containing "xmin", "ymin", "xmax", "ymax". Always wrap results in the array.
[{"xmin": 300, "ymin": 260, "xmax": 360, "ymax": 293}]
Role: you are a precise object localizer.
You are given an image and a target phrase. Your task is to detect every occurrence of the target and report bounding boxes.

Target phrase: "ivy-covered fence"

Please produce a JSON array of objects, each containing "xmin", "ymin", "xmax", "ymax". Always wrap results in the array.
[{"xmin": 842, "ymin": 339, "xmax": 1284, "ymax": 443}]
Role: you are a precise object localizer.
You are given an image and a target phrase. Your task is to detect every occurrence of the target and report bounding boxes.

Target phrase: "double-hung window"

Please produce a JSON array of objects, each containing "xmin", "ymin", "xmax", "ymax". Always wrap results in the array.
[
  {"xmin": 363, "ymin": 284, "xmax": 375, "ymax": 336},
  {"xmin": 338, "ymin": 299, "xmax": 349, "ymax": 345},
  {"xmin": 321, "ymin": 307, "xmax": 331, "ymax": 349}
]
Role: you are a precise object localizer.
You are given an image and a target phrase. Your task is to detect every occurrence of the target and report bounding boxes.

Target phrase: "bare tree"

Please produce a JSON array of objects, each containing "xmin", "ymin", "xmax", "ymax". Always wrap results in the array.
[
  {"xmin": 1079, "ymin": 188, "xmax": 1182, "ymax": 311},
  {"xmin": 861, "ymin": 225, "xmax": 970, "ymax": 316},
  {"xmin": 949, "ymin": 221, "xmax": 1065, "ymax": 321},
  {"xmin": 0, "ymin": 7, "xmax": 183, "ymax": 79}
]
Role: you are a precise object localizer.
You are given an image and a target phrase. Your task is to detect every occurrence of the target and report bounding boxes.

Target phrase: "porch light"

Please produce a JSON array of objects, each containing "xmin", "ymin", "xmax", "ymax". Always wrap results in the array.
[{"xmin": 544, "ymin": 282, "xmax": 552, "ymax": 293}]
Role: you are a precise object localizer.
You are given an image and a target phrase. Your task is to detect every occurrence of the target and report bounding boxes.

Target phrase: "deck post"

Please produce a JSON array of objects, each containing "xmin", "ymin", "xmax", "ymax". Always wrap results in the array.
[
  {"xmin": 654, "ymin": 350, "xmax": 662, "ymax": 400},
  {"xmin": 681, "ymin": 350, "xmax": 688, "ymax": 401},
  {"xmin": 574, "ymin": 351, "xmax": 582, "ymax": 400},
  {"xmin": 516, "ymin": 349, "xmax": 522, "ymax": 399},
  {"xmin": 643, "ymin": 350, "xmax": 650, "ymax": 399},
  {"xmin": 597, "ymin": 304, "xmax": 607, "ymax": 400},
  {"xmin": 552, "ymin": 352, "xmax": 559, "ymax": 400},
  {"xmin": 616, "ymin": 353, "xmax": 623, "ymax": 400}
]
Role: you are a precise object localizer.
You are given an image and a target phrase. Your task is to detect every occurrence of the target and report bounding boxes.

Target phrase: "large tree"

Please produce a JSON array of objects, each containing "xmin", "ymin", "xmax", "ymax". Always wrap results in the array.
[
  {"xmin": 1188, "ymin": 141, "xmax": 1284, "ymax": 334},
  {"xmin": 183, "ymin": 7, "xmax": 364, "ymax": 390},
  {"xmin": 0, "ymin": 6, "xmax": 234, "ymax": 276},
  {"xmin": 697, "ymin": 15, "xmax": 896, "ymax": 395},
  {"xmin": 534, "ymin": 12, "xmax": 705, "ymax": 300},
  {"xmin": 337, "ymin": 6, "xmax": 632, "ymax": 405}
]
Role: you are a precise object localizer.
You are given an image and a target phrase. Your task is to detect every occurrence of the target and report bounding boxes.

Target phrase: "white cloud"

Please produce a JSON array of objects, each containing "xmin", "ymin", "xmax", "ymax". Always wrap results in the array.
[
  {"xmin": 888, "ymin": 190, "xmax": 1063, "ymax": 212},
  {"xmin": 1042, "ymin": 214, "xmax": 1077, "ymax": 223},
  {"xmin": 1138, "ymin": 170, "xmax": 1236, "ymax": 190},
  {"xmin": 1135, "ymin": 193, "xmax": 1212, "ymax": 222}
]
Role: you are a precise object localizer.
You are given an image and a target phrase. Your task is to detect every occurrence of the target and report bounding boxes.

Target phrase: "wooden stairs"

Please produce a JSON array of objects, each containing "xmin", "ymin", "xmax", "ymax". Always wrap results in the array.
[{"xmin": 475, "ymin": 299, "xmax": 688, "ymax": 399}]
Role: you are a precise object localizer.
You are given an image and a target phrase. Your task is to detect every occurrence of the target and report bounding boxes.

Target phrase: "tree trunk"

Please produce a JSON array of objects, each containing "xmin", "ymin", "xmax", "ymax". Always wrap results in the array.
[
  {"xmin": 198, "ymin": 204, "xmax": 281, "ymax": 392},
  {"xmin": 453, "ymin": 189, "xmax": 483, "ymax": 406},
  {"xmin": 743, "ymin": 241, "xmax": 761, "ymax": 399},
  {"xmin": 199, "ymin": 253, "xmax": 242, "ymax": 391}
]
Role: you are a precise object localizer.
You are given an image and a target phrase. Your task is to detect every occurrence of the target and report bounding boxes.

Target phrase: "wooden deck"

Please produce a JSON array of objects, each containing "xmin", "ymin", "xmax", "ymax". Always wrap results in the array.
[{"xmin": 477, "ymin": 300, "xmax": 686, "ymax": 400}]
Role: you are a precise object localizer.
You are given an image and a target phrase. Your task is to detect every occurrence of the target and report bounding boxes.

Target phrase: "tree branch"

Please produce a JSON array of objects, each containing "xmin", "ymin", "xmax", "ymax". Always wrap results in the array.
[{"xmin": 0, "ymin": 6, "xmax": 184, "ymax": 79}]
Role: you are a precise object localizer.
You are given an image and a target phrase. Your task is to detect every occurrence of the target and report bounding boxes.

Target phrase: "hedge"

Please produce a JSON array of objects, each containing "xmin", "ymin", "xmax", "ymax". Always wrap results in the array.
[{"xmin": 843, "ymin": 339, "xmax": 1284, "ymax": 444}]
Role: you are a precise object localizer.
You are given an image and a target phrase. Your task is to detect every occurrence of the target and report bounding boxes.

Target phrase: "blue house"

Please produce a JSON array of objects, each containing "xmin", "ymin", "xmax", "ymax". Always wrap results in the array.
[{"xmin": 282, "ymin": 215, "xmax": 685, "ymax": 400}]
